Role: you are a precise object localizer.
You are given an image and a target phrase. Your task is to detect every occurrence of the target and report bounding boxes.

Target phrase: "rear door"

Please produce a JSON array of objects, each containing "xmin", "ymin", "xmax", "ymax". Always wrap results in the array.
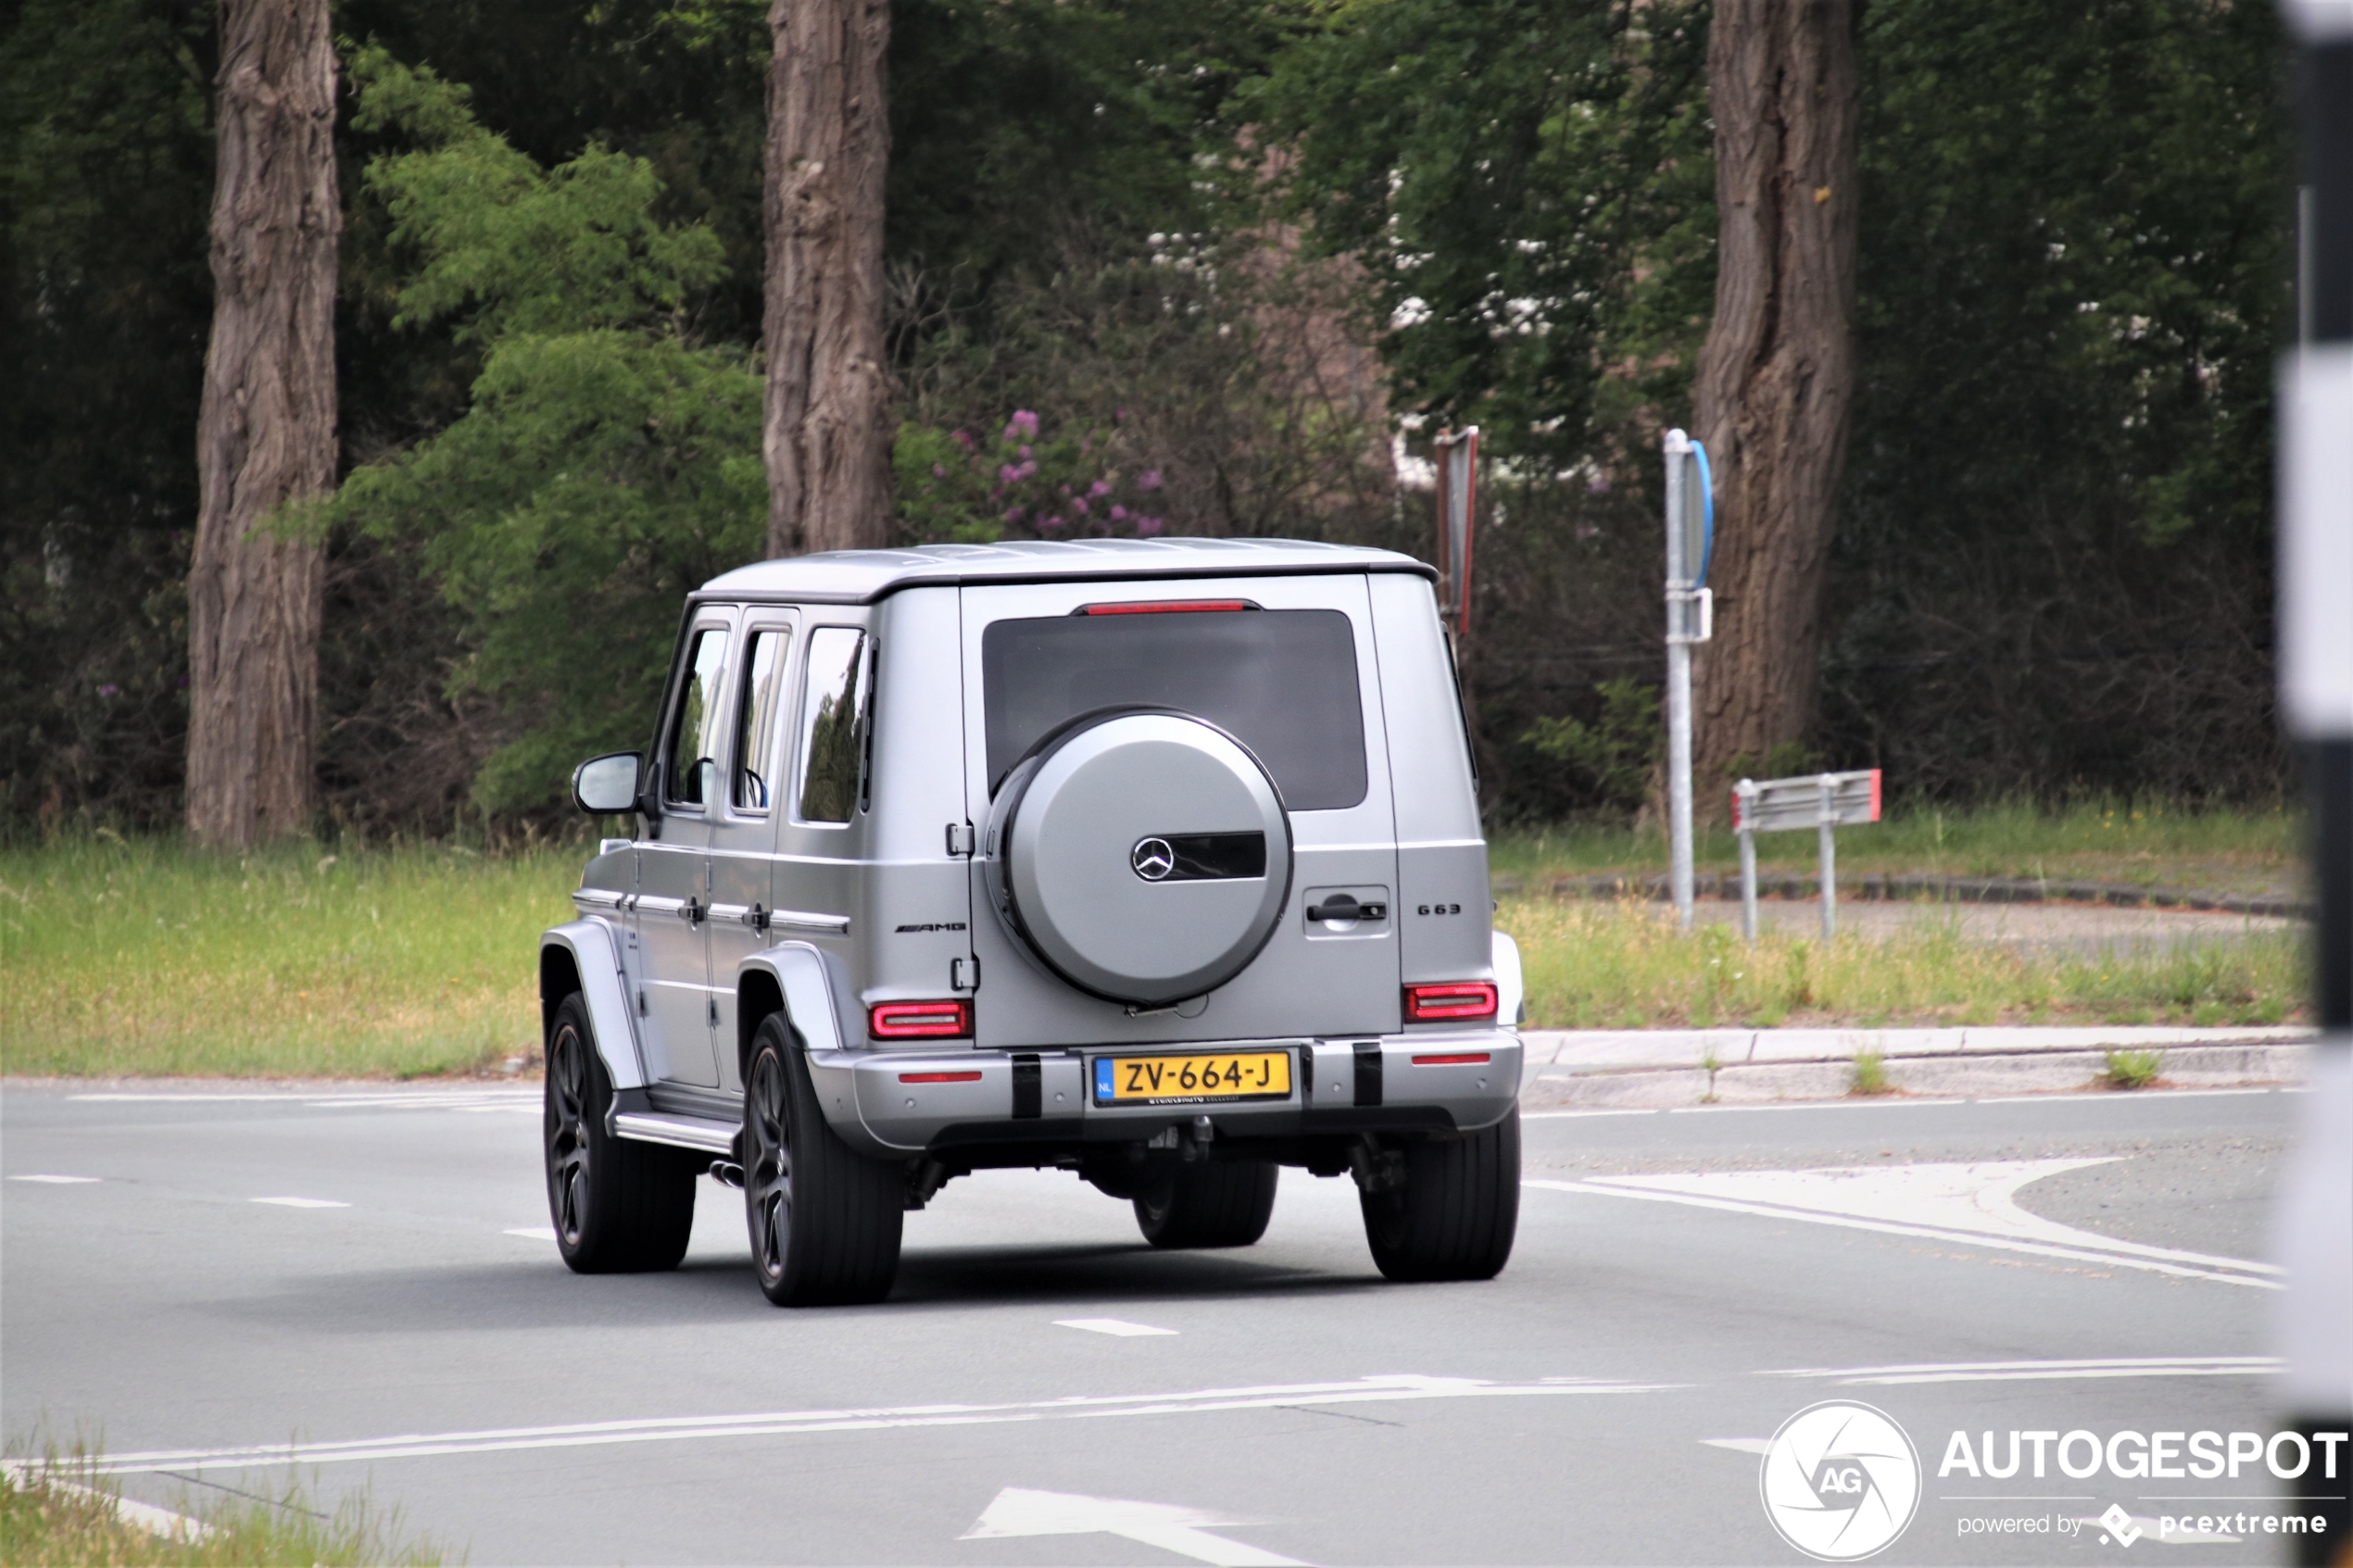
[
  {"xmin": 707, "ymin": 608, "xmax": 798, "ymax": 1097},
  {"xmin": 957, "ymin": 573, "xmax": 1402, "ymax": 1047}
]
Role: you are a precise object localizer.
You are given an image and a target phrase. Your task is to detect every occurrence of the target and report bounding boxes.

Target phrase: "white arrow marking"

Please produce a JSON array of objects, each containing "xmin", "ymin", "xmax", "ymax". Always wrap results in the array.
[
  {"xmin": 1054, "ymin": 1317, "xmax": 1177, "ymax": 1336},
  {"xmin": 963, "ymin": 1486, "xmax": 1307, "ymax": 1567}
]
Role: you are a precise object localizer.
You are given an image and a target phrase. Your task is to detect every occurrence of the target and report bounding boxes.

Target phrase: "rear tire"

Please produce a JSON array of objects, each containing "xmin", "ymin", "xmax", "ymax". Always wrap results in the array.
[
  {"xmin": 1360, "ymin": 1110, "xmax": 1519, "ymax": 1282},
  {"xmin": 544, "ymin": 994, "xmax": 698, "ymax": 1273},
  {"xmin": 744, "ymin": 1014, "xmax": 904, "ymax": 1306},
  {"xmin": 1134, "ymin": 1160, "xmax": 1278, "ymax": 1248}
]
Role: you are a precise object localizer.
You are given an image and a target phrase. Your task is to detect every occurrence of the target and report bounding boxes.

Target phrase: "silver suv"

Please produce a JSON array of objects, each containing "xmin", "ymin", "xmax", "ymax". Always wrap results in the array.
[{"xmin": 539, "ymin": 538, "xmax": 1525, "ymax": 1304}]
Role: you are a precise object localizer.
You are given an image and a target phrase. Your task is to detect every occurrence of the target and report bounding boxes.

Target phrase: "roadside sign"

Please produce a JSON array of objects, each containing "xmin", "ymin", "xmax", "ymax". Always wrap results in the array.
[{"xmin": 1730, "ymin": 769, "xmax": 1881, "ymax": 834}]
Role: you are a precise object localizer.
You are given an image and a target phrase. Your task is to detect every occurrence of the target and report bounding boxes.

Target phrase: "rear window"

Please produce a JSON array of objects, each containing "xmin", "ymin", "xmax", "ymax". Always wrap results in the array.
[{"xmin": 981, "ymin": 608, "xmax": 1368, "ymax": 809}]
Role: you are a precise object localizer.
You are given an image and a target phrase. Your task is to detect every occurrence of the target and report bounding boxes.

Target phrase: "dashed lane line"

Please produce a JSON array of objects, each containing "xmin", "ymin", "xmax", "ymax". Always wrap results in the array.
[
  {"xmin": 248, "ymin": 1197, "xmax": 351, "ymax": 1210},
  {"xmin": 8, "ymin": 1174, "xmax": 100, "ymax": 1183},
  {"xmin": 1055, "ymin": 1318, "xmax": 1179, "ymax": 1336},
  {"xmin": 77, "ymin": 1374, "xmax": 1680, "ymax": 1476},
  {"xmin": 1762, "ymin": 1356, "xmax": 2283, "ymax": 1386}
]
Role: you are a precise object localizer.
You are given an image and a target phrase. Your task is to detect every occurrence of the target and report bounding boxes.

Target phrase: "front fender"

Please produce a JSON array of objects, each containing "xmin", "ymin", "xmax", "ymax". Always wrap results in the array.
[
  {"xmin": 1491, "ymin": 928, "xmax": 1525, "ymax": 1029},
  {"xmin": 541, "ymin": 919, "xmax": 647, "ymax": 1090}
]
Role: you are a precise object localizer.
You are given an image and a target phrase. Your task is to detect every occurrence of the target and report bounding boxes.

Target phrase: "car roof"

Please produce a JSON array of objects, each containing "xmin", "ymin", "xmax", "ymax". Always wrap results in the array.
[{"xmin": 696, "ymin": 536, "xmax": 1434, "ymax": 605}]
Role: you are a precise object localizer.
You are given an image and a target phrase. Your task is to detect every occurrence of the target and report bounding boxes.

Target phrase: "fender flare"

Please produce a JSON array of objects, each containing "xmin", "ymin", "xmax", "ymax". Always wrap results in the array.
[
  {"xmin": 540, "ymin": 919, "xmax": 647, "ymax": 1090},
  {"xmin": 738, "ymin": 941, "xmax": 892, "ymax": 1153}
]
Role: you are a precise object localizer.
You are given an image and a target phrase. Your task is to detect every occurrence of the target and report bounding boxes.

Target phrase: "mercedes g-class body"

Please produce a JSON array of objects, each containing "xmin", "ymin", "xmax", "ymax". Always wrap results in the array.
[{"xmin": 538, "ymin": 537, "xmax": 1526, "ymax": 1304}]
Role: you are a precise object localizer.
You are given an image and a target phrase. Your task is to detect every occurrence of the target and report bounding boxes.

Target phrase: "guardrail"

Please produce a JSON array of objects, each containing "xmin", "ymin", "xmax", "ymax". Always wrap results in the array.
[{"xmin": 1730, "ymin": 770, "xmax": 1881, "ymax": 941}]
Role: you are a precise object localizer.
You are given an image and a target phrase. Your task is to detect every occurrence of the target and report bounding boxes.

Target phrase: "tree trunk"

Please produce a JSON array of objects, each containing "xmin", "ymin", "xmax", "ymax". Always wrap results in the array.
[
  {"xmin": 762, "ymin": 0, "xmax": 894, "ymax": 558},
  {"xmin": 186, "ymin": 0, "xmax": 338, "ymax": 849},
  {"xmin": 1689, "ymin": 0, "xmax": 1860, "ymax": 801}
]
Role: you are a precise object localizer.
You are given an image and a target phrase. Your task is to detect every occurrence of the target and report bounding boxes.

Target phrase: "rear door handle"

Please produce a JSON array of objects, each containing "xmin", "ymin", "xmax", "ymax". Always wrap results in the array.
[{"xmin": 1308, "ymin": 896, "xmax": 1386, "ymax": 922}]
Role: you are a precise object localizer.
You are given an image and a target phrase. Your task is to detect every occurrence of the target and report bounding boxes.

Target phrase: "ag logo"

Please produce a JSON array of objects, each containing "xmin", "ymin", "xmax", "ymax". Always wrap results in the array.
[
  {"xmin": 1129, "ymin": 837, "xmax": 1176, "ymax": 882},
  {"xmin": 1760, "ymin": 1401, "xmax": 1920, "ymax": 1561}
]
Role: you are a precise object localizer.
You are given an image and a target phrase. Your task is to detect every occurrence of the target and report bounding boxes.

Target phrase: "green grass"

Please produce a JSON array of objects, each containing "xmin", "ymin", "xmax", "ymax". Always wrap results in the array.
[
  {"xmin": 1, "ymin": 834, "xmax": 577, "ymax": 1078},
  {"xmin": 2103, "ymin": 1047, "xmax": 2167, "ymax": 1089},
  {"xmin": 1491, "ymin": 799, "xmax": 2300, "ymax": 897},
  {"xmin": 1501, "ymin": 896, "xmax": 2305, "ymax": 1031},
  {"xmin": 1, "ymin": 1447, "xmax": 446, "ymax": 1566}
]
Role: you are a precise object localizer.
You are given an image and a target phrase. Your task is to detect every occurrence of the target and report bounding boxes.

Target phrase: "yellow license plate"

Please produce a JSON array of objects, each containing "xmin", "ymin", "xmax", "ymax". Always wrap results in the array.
[{"xmin": 1092, "ymin": 1050, "xmax": 1292, "ymax": 1106}]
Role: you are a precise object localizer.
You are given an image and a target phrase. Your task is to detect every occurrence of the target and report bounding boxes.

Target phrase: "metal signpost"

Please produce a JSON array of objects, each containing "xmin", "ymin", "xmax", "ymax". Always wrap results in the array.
[
  {"xmin": 1662, "ymin": 430, "xmax": 1714, "ymax": 930},
  {"xmin": 1730, "ymin": 769, "xmax": 1881, "ymax": 942},
  {"xmin": 1434, "ymin": 427, "xmax": 1479, "ymax": 635}
]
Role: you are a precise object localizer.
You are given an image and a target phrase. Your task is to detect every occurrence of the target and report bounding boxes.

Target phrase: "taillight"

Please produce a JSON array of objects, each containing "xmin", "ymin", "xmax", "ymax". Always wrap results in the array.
[
  {"xmin": 1077, "ymin": 599, "xmax": 1255, "ymax": 615},
  {"xmin": 1403, "ymin": 982, "xmax": 1498, "ymax": 1022},
  {"xmin": 868, "ymin": 999, "xmax": 973, "ymax": 1039}
]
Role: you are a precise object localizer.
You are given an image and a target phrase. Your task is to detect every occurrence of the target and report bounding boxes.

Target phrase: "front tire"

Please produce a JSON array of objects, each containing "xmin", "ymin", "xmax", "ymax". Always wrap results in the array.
[
  {"xmin": 1360, "ymin": 1110, "xmax": 1520, "ymax": 1282},
  {"xmin": 1134, "ymin": 1160, "xmax": 1278, "ymax": 1248},
  {"xmin": 744, "ymin": 1014, "xmax": 904, "ymax": 1306},
  {"xmin": 544, "ymin": 994, "xmax": 698, "ymax": 1273}
]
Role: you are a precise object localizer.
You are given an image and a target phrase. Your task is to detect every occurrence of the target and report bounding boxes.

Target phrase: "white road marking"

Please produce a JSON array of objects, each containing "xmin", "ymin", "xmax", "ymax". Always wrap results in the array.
[
  {"xmin": 1526, "ymin": 1160, "xmax": 2281, "ymax": 1288},
  {"xmin": 1664, "ymin": 1098, "xmax": 1949, "ymax": 1113},
  {"xmin": 78, "ymin": 1374, "xmax": 1679, "ymax": 1477},
  {"xmin": 249, "ymin": 1197, "xmax": 349, "ymax": 1210},
  {"xmin": 1763, "ymin": 1356, "xmax": 2281, "ymax": 1386},
  {"xmin": 1701, "ymin": 1438, "xmax": 1770, "ymax": 1455},
  {"xmin": 9, "ymin": 1174, "xmax": 100, "ymax": 1184},
  {"xmin": 504, "ymin": 1227, "xmax": 560, "ymax": 1242},
  {"xmin": 1056, "ymin": 1317, "xmax": 1178, "ymax": 1336},
  {"xmin": 0, "ymin": 1461, "xmax": 213, "ymax": 1541},
  {"xmin": 72, "ymin": 1090, "xmax": 538, "ymax": 1110},
  {"xmin": 963, "ymin": 1486, "xmax": 1307, "ymax": 1567}
]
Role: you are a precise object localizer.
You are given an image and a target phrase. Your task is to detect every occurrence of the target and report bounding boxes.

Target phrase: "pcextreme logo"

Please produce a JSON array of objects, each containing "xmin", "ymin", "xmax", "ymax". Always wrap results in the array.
[{"xmin": 1761, "ymin": 1401, "xmax": 1923, "ymax": 1562}]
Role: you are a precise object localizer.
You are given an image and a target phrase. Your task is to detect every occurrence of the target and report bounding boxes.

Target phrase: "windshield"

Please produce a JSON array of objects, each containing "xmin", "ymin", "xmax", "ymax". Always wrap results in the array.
[{"xmin": 980, "ymin": 607, "xmax": 1368, "ymax": 809}]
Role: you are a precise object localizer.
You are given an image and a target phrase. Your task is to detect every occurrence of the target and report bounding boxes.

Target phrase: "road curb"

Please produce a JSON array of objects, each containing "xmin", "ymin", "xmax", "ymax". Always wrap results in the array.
[
  {"xmin": 1518, "ymin": 1024, "xmax": 2315, "ymax": 1109},
  {"xmin": 1496, "ymin": 872, "xmax": 2311, "ymax": 920}
]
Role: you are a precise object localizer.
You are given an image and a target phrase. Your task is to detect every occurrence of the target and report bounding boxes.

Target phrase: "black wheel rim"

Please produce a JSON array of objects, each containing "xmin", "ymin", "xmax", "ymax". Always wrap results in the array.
[
  {"xmin": 546, "ymin": 1023, "xmax": 591, "ymax": 1247},
  {"xmin": 748, "ymin": 1049, "xmax": 793, "ymax": 1282}
]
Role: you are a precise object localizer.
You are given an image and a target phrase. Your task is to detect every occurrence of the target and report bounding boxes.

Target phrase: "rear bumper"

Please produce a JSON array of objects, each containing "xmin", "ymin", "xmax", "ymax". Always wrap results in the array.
[{"xmin": 806, "ymin": 1031, "xmax": 1522, "ymax": 1159}]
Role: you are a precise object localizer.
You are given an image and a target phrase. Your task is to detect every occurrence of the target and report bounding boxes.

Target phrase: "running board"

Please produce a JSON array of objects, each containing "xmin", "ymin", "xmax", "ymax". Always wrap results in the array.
[{"xmin": 610, "ymin": 1110, "xmax": 737, "ymax": 1155}]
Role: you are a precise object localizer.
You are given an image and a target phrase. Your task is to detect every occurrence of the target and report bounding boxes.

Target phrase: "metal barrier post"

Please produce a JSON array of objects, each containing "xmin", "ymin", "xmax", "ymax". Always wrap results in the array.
[
  {"xmin": 1817, "ymin": 773, "xmax": 1838, "ymax": 940},
  {"xmin": 1664, "ymin": 430, "xmax": 1695, "ymax": 932},
  {"xmin": 1736, "ymin": 779, "xmax": 1760, "ymax": 943}
]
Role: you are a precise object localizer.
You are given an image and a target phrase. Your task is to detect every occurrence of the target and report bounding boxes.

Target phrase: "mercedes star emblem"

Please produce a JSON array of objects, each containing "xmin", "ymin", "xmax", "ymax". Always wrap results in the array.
[{"xmin": 1129, "ymin": 836, "xmax": 1176, "ymax": 881}]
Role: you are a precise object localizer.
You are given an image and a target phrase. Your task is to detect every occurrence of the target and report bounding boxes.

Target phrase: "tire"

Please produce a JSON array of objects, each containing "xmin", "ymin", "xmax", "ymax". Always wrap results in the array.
[
  {"xmin": 744, "ymin": 1013, "xmax": 904, "ymax": 1306},
  {"xmin": 544, "ymin": 994, "xmax": 698, "ymax": 1273},
  {"xmin": 1359, "ymin": 1110, "xmax": 1520, "ymax": 1283},
  {"xmin": 1133, "ymin": 1159, "xmax": 1278, "ymax": 1248}
]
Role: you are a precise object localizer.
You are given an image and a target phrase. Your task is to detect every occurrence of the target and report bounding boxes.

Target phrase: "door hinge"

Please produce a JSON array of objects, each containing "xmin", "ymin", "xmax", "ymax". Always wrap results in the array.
[
  {"xmin": 945, "ymin": 822, "xmax": 976, "ymax": 858},
  {"xmin": 950, "ymin": 956, "xmax": 981, "ymax": 991},
  {"xmin": 743, "ymin": 902, "xmax": 770, "ymax": 933},
  {"xmin": 683, "ymin": 897, "xmax": 704, "ymax": 924}
]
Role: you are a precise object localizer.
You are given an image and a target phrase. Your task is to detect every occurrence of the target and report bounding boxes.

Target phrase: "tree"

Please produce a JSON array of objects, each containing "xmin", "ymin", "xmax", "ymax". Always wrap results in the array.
[
  {"xmin": 763, "ymin": 0, "xmax": 894, "ymax": 557},
  {"xmin": 1688, "ymin": 0, "xmax": 1861, "ymax": 794},
  {"xmin": 185, "ymin": 0, "xmax": 340, "ymax": 847}
]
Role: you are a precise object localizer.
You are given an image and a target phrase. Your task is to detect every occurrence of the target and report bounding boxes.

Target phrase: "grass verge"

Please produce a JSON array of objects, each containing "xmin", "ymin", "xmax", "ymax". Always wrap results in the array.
[
  {"xmin": 2103, "ymin": 1047, "xmax": 2167, "ymax": 1089},
  {"xmin": 1502, "ymin": 897, "xmax": 2304, "ymax": 1030},
  {"xmin": 1491, "ymin": 799, "xmax": 2299, "ymax": 897},
  {"xmin": 0, "ymin": 1448, "xmax": 445, "ymax": 1566},
  {"xmin": 2, "ymin": 834, "xmax": 576, "ymax": 1078}
]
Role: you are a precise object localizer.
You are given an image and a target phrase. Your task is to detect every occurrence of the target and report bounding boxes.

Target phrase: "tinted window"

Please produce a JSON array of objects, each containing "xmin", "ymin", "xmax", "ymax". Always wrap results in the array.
[
  {"xmin": 731, "ymin": 628, "xmax": 791, "ymax": 810},
  {"xmin": 982, "ymin": 608, "xmax": 1367, "ymax": 809},
  {"xmin": 797, "ymin": 628, "xmax": 869, "ymax": 823},
  {"xmin": 663, "ymin": 627, "xmax": 730, "ymax": 807}
]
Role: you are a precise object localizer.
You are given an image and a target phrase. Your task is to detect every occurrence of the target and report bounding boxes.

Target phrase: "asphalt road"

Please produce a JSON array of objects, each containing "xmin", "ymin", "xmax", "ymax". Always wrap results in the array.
[{"xmin": 2, "ymin": 1081, "xmax": 2325, "ymax": 1565}]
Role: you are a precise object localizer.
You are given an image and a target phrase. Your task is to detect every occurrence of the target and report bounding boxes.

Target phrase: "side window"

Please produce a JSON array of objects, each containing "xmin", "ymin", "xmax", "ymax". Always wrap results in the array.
[
  {"xmin": 731, "ymin": 628, "xmax": 791, "ymax": 811},
  {"xmin": 663, "ymin": 627, "xmax": 731, "ymax": 808},
  {"xmin": 796, "ymin": 628, "xmax": 869, "ymax": 824}
]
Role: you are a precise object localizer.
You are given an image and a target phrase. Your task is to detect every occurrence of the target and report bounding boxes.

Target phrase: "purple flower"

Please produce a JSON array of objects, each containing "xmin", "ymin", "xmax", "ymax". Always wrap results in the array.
[
  {"xmin": 1072, "ymin": 498, "xmax": 1089, "ymax": 515},
  {"xmin": 1017, "ymin": 445, "xmax": 1032, "ymax": 459},
  {"xmin": 97, "ymin": 683, "xmax": 120, "ymax": 698},
  {"xmin": 1004, "ymin": 409, "xmax": 1039, "ymax": 441},
  {"xmin": 1089, "ymin": 480, "xmax": 1111, "ymax": 497},
  {"xmin": 1139, "ymin": 469, "xmax": 1163, "ymax": 491},
  {"xmin": 1004, "ymin": 506, "xmax": 1026, "ymax": 522},
  {"xmin": 1110, "ymin": 504, "xmax": 1129, "ymax": 521},
  {"xmin": 1136, "ymin": 517, "xmax": 1164, "ymax": 537},
  {"xmin": 1000, "ymin": 463, "xmax": 1021, "ymax": 483},
  {"xmin": 950, "ymin": 429, "xmax": 975, "ymax": 450},
  {"xmin": 1040, "ymin": 514, "xmax": 1065, "ymax": 532},
  {"xmin": 1016, "ymin": 459, "xmax": 1037, "ymax": 480},
  {"xmin": 932, "ymin": 464, "xmax": 948, "ymax": 479},
  {"xmin": 1115, "ymin": 407, "xmax": 1129, "ymax": 421}
]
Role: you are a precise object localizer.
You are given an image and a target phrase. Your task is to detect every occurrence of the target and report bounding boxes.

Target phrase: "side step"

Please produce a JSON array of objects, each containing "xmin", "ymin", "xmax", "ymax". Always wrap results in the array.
[{"xmin": 610, "ymin": 1110, "xmax": 738, "ymax": 1155}]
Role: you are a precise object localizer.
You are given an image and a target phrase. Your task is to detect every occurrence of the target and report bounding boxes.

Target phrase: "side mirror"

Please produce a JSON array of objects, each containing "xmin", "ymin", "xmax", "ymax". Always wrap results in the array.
[{"xmin": 573, "ymin": 751, "xmax": 643, "ymax": 815}]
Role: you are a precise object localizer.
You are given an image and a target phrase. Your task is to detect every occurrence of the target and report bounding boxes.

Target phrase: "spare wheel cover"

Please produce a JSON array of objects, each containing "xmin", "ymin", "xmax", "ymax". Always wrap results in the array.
[{"xmin": 996, "ymin": 712, "xmax": 1291, "ymax": 1006}]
